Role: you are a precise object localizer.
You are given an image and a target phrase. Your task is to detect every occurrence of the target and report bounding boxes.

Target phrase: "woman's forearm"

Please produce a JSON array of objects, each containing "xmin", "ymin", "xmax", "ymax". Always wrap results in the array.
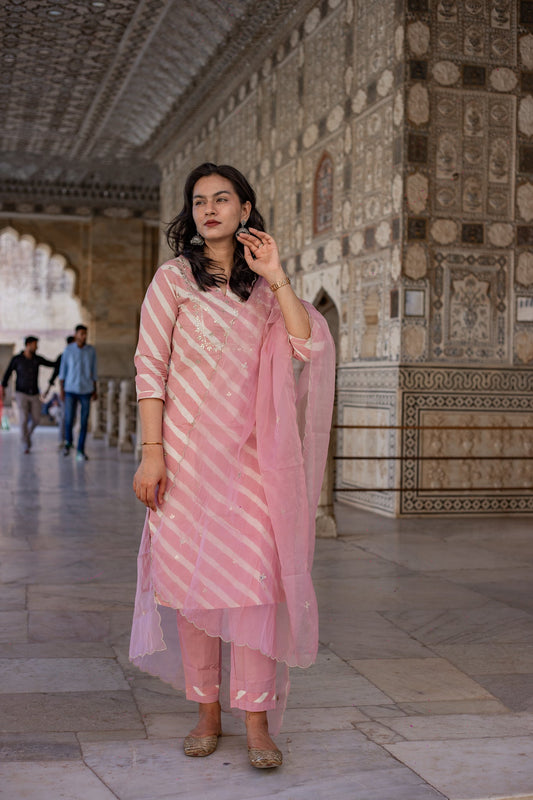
[
  {"xmin": 272, "ymin": 281, "xmax": 311, "ymax": 339},
  {"xmin": 138, "ymin": 398, "xmax": 164, "ymax": 445}
]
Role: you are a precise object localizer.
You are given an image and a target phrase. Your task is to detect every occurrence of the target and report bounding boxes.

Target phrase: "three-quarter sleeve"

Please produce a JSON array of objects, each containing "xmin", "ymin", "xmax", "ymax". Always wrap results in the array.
[
  {"xmin": 288, "ymin": 315, "xmax": 313, "ymax": 362},
  {"xmin": 135, "ymin": 264, "xmax": 183, "ymax": 401}
]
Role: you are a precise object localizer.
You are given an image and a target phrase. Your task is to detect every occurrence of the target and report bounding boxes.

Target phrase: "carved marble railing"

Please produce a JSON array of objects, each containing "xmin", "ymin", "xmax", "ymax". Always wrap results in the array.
[{"xmin": 91, "ymin": 378, "xmax": 137, "ymax": 454}]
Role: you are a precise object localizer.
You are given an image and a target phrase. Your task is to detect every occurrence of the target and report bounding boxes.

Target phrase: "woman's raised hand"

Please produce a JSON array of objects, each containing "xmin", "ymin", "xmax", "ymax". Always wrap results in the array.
[
  {"xmin": 133, "ymin": 452, "xmax": 167, "ymax": 512},
  {"xmin": 237, "ymin": 227, "xmax": 285, "ymax": 284}
]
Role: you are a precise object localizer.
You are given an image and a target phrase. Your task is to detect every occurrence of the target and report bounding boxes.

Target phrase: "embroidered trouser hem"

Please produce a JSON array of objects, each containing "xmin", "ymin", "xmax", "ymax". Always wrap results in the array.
[{"xmin": 176, "ymin": 612, "xmax": 277, "ymax": 712}]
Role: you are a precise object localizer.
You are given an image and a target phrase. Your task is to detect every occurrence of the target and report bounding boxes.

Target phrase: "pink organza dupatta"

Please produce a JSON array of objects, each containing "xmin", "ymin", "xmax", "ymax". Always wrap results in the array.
[{"xmin": 256, "ymin": 302, "xmax": 335, "ymax": 668}]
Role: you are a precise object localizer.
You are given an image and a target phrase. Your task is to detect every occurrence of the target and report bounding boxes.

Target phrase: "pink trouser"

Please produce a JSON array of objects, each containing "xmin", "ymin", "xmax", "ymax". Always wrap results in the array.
[{"xmin": 176, "ymin": 613, "xmax": 277, "ymax": 711}]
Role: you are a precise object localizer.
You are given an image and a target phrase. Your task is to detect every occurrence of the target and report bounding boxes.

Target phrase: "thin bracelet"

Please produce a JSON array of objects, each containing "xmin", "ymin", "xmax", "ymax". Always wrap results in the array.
[
  {"xmin": 270, "ymin": 276, "xmax": 291, "ymax": 292},
  {"xmin": 141, "ymin": 441, "xmax": 163, "ymax": 446}
]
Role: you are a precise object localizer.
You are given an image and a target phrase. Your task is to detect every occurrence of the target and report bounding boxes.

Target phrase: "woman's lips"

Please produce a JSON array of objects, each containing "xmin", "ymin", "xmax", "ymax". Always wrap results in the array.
[{"xmin": 204, "ymin": 220, "xmax": 220, "ymax": 227}]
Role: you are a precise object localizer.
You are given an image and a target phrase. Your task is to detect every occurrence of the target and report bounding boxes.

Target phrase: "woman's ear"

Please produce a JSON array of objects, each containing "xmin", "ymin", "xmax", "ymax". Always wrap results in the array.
[{"xmin": 242, "ymin": 200, "xmax": 252, "ymax": 220}]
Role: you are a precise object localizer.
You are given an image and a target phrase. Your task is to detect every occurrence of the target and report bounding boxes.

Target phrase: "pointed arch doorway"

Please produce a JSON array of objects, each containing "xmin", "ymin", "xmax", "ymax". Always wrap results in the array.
[
  {"xmin": 0, "ymin": 227, "xmax": 89, "ymax": 406},
  {"xmin": 313, "ymin": 288, "xmax": 339, "ymax": 538}
]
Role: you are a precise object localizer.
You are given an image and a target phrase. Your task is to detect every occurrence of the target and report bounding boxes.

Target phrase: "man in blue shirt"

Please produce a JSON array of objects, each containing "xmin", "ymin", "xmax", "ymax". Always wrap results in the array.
[{"xmin": 59, "ymin": 325, "xmax": 98, "ymax": 461}]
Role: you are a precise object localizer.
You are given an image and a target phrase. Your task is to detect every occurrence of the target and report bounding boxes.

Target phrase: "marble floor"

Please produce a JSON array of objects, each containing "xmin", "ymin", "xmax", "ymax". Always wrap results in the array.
[{"xmin": 1, "ymin": 427, "xmax": 533, "ymax": 800}]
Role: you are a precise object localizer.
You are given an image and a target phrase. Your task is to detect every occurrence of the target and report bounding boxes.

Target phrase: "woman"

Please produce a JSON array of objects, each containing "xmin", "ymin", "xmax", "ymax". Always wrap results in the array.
[{"xmin": 130, "ymin": 162, "xmax": 335, "ymax": 768}]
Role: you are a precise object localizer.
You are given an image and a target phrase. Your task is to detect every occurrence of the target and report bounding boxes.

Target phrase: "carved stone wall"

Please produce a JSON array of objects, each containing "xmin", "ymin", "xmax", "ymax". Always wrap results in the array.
[
  {"xmin": 156, "ymin": 0, "xmax": 533, "ymax": 515},
  {"xmin": 395, "ymin": 0, "xmax": 533, "ymax": 513}
]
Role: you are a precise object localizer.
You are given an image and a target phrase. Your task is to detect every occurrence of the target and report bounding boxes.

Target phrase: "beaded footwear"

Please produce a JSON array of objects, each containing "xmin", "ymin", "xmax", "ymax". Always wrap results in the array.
[
  {"xmin": 248, "ymin": 747, "xmax": 283, "ymax": 769},
  {"xmin": 183, "ymin": 733, "xmax": 220, "ymax": 757}
]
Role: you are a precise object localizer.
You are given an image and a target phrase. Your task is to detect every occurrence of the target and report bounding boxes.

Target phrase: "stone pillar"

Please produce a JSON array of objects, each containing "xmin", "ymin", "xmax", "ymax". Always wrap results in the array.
[
  {"xmin": 90, "ymin": 378, "xmax": 107, "ymax": 440},
  {"xmin": 316, "ymin": 431, "xmax": 337, "ymax": 537},
  {"xmin": 105, "ymin": 379, "xmax": 118, "ymax": 447},
  {"xmin": 118, "ymin": 379, "xmax": 135, "ymax": 453}
]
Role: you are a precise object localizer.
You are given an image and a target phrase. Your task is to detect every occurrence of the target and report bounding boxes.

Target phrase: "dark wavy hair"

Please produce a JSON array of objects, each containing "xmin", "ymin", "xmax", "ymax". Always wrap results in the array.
[{"xmin": 166, "ymin": 162, "xmax": 265, "ymax": 301}]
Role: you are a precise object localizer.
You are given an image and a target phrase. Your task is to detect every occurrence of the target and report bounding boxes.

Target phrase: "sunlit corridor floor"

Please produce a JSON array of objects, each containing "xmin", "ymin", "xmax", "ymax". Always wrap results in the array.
[{"xmin": 1, "ymin": 426, "xmax": 533, "ymax": 800}]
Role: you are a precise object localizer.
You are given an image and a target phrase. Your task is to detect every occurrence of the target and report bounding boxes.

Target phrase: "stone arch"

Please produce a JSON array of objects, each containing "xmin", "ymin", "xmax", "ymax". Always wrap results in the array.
[
  {"xmin": 313, "ymin": 287, "xmax": 340, "ymax": 537},
  {"xmin": 0, "ymin": 227, "xmax": 89, "ymax": 391},
  {"xmin": 313, "ymin": 151, "xmax": 334, "ymax": 236}
]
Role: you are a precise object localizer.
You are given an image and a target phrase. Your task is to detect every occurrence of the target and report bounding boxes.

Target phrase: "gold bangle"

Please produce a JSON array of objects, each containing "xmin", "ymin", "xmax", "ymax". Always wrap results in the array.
[
  {"xmin": 141, "ymin": 441, "xmax": 163, "ymax": 446},
  {"xmin": 270, "ymin": 276, "xmax": 291, "ymax": 292}
]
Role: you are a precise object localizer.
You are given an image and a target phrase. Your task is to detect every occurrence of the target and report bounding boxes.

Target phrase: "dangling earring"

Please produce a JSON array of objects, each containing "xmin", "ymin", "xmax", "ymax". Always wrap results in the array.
[
  {"xmin": 235, "ymin": 219, "xmax": 249, "ymax": 238},
  {"xmin": 190, "ymin": 232, "xmax": 204, "ymax": 246}
]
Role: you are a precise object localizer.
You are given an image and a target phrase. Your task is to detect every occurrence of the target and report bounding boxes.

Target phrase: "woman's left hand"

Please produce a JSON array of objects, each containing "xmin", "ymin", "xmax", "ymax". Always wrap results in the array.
[{"xmin": 237, "ymin": 227, "xmax": 285, "ymax": 284}]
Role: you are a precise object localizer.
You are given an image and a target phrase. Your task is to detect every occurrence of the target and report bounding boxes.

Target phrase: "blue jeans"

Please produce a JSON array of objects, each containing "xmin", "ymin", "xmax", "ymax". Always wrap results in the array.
[{"xmin": 64, "ymin": 392, "xmax": 92, "ymax": 453}]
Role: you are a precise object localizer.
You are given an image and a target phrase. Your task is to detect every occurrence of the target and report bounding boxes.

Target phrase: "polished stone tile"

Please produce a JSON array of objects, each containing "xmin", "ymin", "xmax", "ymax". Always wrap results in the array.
[
  {"xmin": 346, "ymin": 532, "xmax": 525, "ymax": 572},
  {"xmin": 356, "ymin": 720, "xmax": 404, "ymax": 744},
  {"xmin": 383, "ymin": 604, "xmax": 533, "ymax": 645},
  {"xmin": 0, "ymin": 534, "xmax": 30, "ymax": 551},
  {"xmin": 1, "ymin": 761, "xmax": 117, "ymax": 799},
  {"xmin": 386, "ymin": 712, "xmax": 533, "ymax": 740},
  {"xmin": 76, "ymin": 729, "xmax": 148, "ymax": 743},
  {"xmin": 0, "ymin": 641, "xmax": 115, "ymax": 659},
  {"xmin": 358, "ymin": 704, "xmax": 407, "ymax": 719},
  {"xmin": 0, "ymin": 611, "xmax": 28, "ymax": 643},
  {"xmin": 471, "ymin": 673, "xmax": 533, "ymax": 712},
  {"xmin": 397, "ymin": 699, "xmax": 509, "ymax": 716},
  {"xmin": 350, "ymin": 658, "xmax": 495, "ymax": 703},
  {"xmin": 462, "ymin": 580, "xmax": 533, "ymax": 614},
  {"xmin": 0, "ymin": 732, "xmax": 80, "ymax": 761},
  {"xmin": 144, "ymin": 705, "xmax": 367, "ymax": 740},
  {"xmin": 28, "ymin": 610, "xmax": 111, "ymax": 642},
  {"xmin": 288, "ymin": 651, "xmax": 391, "ymax": 707},
  {"xmin": 133, "ymin": 683, "xmax": 194, "ymax": 715},
  {"xmin": 0, "ymin": 658, "xmax": 129, "ymax": 693},
  {"xmin": 434, "ymin": 567, "xmax": 533, "ymax": 585},
  {"xmin": 27, "ymin": 582, "xmax": 137, "ymax": 611},
  {"xmin": 315, "ymin": 574, "xmax": 487, "ymax": 612},
  {"xmin": 320, "ymin": 610, "xmax": 434, "ymax": 660},
  {"xmin": 433, "ymin": 643, "xmax": 533, "ymax": 675},
  {"xmin": 0, "ymin": 691, "xmax": 144, "ymax": 732},
  {"xmin": 312, "ymin": 541, "xmax": 411, "ymax": 579},
  {"xmin": 0, "ymin": 550, "xmax": 137, "ymax": 584},
  {"xmin": 82, "ymin": 732, "xmax": 446, "ymax": 800},
  {"xmin": 385, "ymin": 736, "xmax": 533, "ymax": 800},
  {"xmin": 0, "ymin": 584, "xmax": 26, "ymax": 610},
  {"xmin": 28, "ymin": 609, "xmax": 133, "ymax": 644}
]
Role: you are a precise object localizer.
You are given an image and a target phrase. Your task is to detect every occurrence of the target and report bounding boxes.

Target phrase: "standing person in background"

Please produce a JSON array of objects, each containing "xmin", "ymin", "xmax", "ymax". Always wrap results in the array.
[
  {"xmin": 0, "ymin": 336, "xmax": 57, "ymax": 453},
  {"xmin": 43, "ymin": 335, "xmax": 75, "ymax": 448},
  {"xmin": 59, "ymin": 325, "xmax": 98, "ymax": 462}
]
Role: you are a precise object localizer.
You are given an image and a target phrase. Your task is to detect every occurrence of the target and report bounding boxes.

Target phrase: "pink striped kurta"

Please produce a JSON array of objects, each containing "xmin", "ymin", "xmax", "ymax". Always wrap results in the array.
[{"xmin": 129, "ymin": 256, "xmax": 335, "ymax": 732}]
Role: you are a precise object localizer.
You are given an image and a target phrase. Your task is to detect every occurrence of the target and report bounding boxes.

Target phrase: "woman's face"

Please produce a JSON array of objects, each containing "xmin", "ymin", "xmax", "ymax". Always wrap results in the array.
[{"xmin": 191, "ymin": 174, "xmax": 251, "ymax": 244}]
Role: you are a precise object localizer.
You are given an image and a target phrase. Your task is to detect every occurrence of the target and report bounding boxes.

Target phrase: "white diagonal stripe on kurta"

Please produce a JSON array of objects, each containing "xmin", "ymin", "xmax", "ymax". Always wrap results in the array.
[
  {"xmin": 172, "ymin": 452, "xmax": 275, "ymax": 545},
  {"xmin": 164, "ymin": 414, "xmax": 269, "ymax": 518},
  {"xmin": 163, "ymin": 420, "xmax": 269, "ymax": 524},
  {"xmin": 156, "ymin": 526, "xmax": 252, "ymax": 607},
  {"xmin": 157, "ymin": 515, "xmax": 264, "ymax": 605},
  {"xmin": 163, "ymin": 485, "xmax": 277, "ymax": 575},
  {"xmin": 164, "ymin": 463, "xmax": 277, "ymax": 564}
]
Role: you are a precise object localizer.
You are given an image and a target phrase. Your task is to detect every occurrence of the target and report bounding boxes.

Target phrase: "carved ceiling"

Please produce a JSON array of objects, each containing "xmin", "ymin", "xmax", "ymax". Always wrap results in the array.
[{"xmin": 0, "ymin": 0, "xmax": 295, "ymax": 216}]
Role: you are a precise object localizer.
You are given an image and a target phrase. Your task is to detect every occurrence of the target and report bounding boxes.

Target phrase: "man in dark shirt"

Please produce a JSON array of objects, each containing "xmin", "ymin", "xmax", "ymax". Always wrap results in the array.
[{"xmin": 0, "ymin": 336, "xmax": 57, "ymax": 453}]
